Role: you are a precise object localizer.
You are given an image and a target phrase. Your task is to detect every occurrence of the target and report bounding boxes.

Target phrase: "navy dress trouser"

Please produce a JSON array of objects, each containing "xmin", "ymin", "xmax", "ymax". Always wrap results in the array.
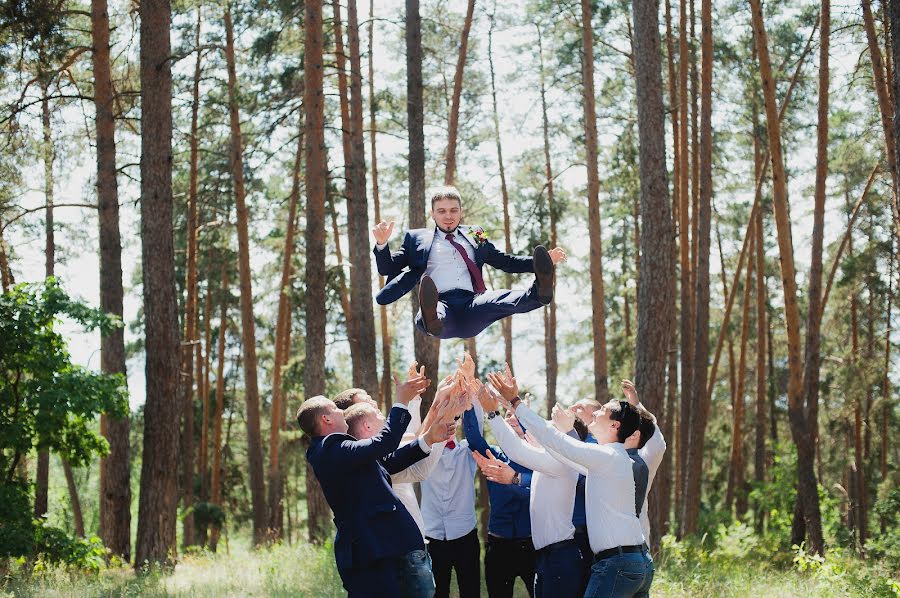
[{"xmin": 414, "ymin": 286, "xmax": 543, "ymax": 340}]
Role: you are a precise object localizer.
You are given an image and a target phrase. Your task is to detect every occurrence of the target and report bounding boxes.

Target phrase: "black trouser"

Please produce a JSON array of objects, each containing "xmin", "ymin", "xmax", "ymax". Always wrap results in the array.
[
  {"xmin": 426, "ymin": 528, "xmax": 481, "ymax": 598},
  {"xmin": 484, "ymin": 534, "xmax": 535, "ymax": 598},
  {"xmin": 574, "ymin": 525, "xmax": 592, "ymax": 595}
]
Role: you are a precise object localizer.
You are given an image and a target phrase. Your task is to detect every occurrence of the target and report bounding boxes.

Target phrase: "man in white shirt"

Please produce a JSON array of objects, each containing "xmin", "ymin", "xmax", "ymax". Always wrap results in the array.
[
  {"xmin": 474, "ymin": 389, "xmax": 583, "ymax": 598},
  {"xmin": 486, "ymin": 367, "xmax": 654, "ymax": 598}
]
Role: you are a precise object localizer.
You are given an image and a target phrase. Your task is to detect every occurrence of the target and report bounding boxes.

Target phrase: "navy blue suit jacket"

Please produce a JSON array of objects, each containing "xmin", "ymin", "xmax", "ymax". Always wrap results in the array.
[
  {"xmin": 373, "ymin": 226, "xmax": 534, "ymax": 305},
  {"xmin": 306, "ymin": 405, "xmax": 428, "ymax": 573}
]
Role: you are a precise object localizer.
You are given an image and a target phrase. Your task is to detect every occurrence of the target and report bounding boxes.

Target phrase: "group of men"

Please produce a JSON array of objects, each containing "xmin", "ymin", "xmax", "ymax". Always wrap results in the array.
[{"xmin": 294, "ymin": 186, "xmax": 666, "ymax": 597}]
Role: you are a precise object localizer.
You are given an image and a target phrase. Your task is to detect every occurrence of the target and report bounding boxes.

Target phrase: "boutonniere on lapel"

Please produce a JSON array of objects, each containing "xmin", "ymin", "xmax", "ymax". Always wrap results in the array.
[{"xmin": 471, "ymin": 227, "xmax": 489, "ymax": 247}]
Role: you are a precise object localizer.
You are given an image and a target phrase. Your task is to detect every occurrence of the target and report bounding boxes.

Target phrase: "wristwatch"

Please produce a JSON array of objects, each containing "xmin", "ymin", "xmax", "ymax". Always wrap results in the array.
[
  {"xmin": 487, "ymin": 410, "xmax": 501, "ymax": 420},
  {"xmin": 512, "ymin": 472, "xmax": 521, "ymax": 486},
  {"xmin": 510, "ymin": 396, "xmax": 522, "ymax": 409}
]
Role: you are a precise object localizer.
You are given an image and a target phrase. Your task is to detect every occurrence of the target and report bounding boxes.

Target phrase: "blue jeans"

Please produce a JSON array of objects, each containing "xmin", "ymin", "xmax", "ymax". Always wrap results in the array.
[
  {"xmin": 400, "ymin": 549, "xmax": 436, "ymax": 598},
  {"xmin": 583, "ymin": 549, "xmax": 654, "ymax": 598},
  {"xmin": 534, "ymin": 539, "xmax": 584, "ymax": 598}
]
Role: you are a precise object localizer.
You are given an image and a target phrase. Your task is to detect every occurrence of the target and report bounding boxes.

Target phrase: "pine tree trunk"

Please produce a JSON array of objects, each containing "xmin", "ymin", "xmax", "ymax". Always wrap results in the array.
[
  {"xmin": 444, "ymin": 0, "xmax": 476, "ymax": 186},
  {"xmin": 676, "ymin": 0, "xmax": 693, "ymax": 523},
  {"xmin": 488, "ymin": 12, "xmax": 514, "ymax": 367},
  {"xmin": 890, "ymin": 1, "xmax": 900, "ymax": 250},
  {"xmin": 209, "ymin": 268, "xmax": 229, "ymax": 553},
  {"xmin": 749, "ymin": 0, "xmax": 824, "ymax": 554},
  {"xmin": 267, "ymin": 123, "xmax": 302, "ymax": 540},
  {"xmin": 631, "ymin": 0, "xmax": 675, "ymax": 549},
  {"xmin": 0, "ymin": 219, "xmax": 12, "ymax": 291},
  {"xmin": 537, "ymin": 26, "xmax": 558, "ymax": 415},
  {"xmin": 179, "ymin": 7, "xmax": 202, "ymax": 549},
  {"xmin": 135, "ymin": 0, "xmax": 180, "ymax": 566},
  {"xmin": 200, "ymin": 285, "xmax": 212, "ymax": 504},
  {"xmin": 368, "ymin": 0, "xmax": 392, "ymax": 409},
  {"xmin": 753, "ymin": 145, "xmax": 768, "ymax": 535},
  {"xmin": 35, "ymin": 90, "xmax": 53, "ymax": 521},
  {"xmin": 223, "ymin": 5, "xmax": 267, "ymax": 545},
  {"xmin": 581, "ymin": 0, "xmax": 610, "ymax": 404},
  {"xmin": 345, "ymin": 0, "xmax": 378, "ymax": 394},
  {"xmin": 408, "ymin": 0, "xmax": 439, "ymax": 412},
  {"xmin": 881, "ymin": 239, "xmax": 894, "ymax": 513},
  {"xmin": 796, "ymin": 0, "xmax": 830, "ymax": 547},
  {"xmin": 681, "ymin": 0, "xmax": 712, "ymax": 537},
  {"xmin": 303, "ymin": 0, "xmax": 331, "ymax": 543},
  {"xmin": 726, "ymin": 230, "xmax": 753, "ymax": 517},
  {"xmin": 93, "ymin": 0, "xmax": 131, "ymax": 559},
  {"xmin": 62, "ymin": 459, "xmax": 85, "ymax": 537},
  {"xmin": 862, "ymin": 0, "xmax": 900, "ymax": 251}
]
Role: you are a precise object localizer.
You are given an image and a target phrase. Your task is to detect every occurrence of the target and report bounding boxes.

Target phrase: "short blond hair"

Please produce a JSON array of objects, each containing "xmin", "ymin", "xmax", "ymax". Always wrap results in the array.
[
  {"xmin": 430, "ymin": 186, "xmax": 462, "ymax": 208},
  {"xmin": 333, "ymin": 388, "xmax": 366, "ymax": 410},
  {"xmin": 344, "ymin": 402, "xmax": 379, "ymax": 437},
  {"xmin": 296, "ymin": 396, "xmax": 334, "ymax": 437}
]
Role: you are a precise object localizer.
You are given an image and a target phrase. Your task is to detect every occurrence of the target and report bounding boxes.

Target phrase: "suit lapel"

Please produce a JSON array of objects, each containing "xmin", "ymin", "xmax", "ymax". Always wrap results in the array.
[{"xmin": 423, "ymin": 228, "xmax": 437, "ymax": 262}]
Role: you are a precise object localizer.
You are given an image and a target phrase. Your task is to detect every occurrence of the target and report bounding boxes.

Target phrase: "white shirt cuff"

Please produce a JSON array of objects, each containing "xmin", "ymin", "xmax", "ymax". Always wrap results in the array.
[
  {"xmin": 392, "ymin": 402, "xmax": 409, "ymax": 412},
  {"xmin": 376, "ymin": 242, "xmax": 387, "ymax": 250},
  {"xmin": 417, "ymin": 436, "xmax": 432, "ymax": 453}
]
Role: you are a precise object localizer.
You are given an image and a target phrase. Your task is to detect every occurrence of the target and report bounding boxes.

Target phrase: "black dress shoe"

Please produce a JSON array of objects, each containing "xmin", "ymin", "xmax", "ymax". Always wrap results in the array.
[
  {"xmin": 418, "ymin": 275, "xmax": 443, "ymax": 336},
  {"xmin": 533, "ymin": 245, "xmax": 554, "ymax": 305}
]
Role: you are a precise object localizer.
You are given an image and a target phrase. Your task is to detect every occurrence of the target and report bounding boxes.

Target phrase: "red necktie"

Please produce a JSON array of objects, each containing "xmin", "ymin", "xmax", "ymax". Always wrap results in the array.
[
  {"xmin": 445, "ymin": 439, "xmax": 456, "ymax": 450},
  {"xmin": 445, "ymin": 233, "xmax": 486, "ymax": 294}
]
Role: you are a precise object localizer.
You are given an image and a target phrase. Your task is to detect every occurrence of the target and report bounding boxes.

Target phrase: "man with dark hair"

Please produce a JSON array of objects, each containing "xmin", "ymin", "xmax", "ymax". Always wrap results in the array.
[
  {"xmin": 371, "ymin": 185, "xmax": 567, "ymax": 339},
  {"xmin": 332, "ymin": 387, "xmax": 376, "ymax": 411},
  {"xmin": 486, "ymin": 368, "xmax": 654, "ymax": 598},
  {"xmin": 299, "ymin": 366, "xmax": 440, "ymax": 597}
]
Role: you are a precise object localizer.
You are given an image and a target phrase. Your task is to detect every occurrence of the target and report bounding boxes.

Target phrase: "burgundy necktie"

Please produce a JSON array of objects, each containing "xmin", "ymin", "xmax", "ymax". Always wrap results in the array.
[
  {"xmin": 445, "ymin": 233, "xmax": 486, "ymax": 294},
  {"xmin": 445, "ymin": 439, "xmax": 456, "ymax": 450}
]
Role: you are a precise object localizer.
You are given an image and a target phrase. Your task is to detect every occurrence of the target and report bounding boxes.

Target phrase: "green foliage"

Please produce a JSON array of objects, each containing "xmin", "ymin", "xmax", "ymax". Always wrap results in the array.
[{"xmin": 0, "ymin": 280, "xmax": 128, "ymax": 566}]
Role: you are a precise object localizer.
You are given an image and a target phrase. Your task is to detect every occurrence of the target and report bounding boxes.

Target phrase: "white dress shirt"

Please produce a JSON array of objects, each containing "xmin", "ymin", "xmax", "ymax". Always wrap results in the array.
[
  {"xmin": 425, "ymin": 229, "xmax": 476, "ymax": 294},
  {"xmin": 420, "ymin": 400, "xmax": 484, "ymax": 541},
  {"xmin": 392, "ymin": 435, "xmax": 446, "ymax": 538},
  {"xmin": 515, "ymin": 404, "xmax": 645, "ymax": 555},
  {"xmin": 637, "ymin": 424, "xmax": 667, "ymax": 545},
  {"xmin": 488, "ymin": 416, "xmax": 579, "ymax": 550}
]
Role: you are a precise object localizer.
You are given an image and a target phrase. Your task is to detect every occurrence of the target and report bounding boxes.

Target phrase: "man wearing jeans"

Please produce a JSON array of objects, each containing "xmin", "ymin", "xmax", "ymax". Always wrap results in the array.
[
  {"xmin": 487, "ymin": 366, "xmax": 654, "ymax": 597},
  {"xmin": 299, "ymin": 366, "xmax": 443, "ymax": 597}
]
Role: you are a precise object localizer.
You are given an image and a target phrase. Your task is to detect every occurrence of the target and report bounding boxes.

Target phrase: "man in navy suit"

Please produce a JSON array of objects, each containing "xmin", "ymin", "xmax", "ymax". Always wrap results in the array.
[
  {"xmin": 299, "ymin": 368, "xmax": 450, "ymax": 597},
  {"xmin": 371, "ymin": 186, "xmax": 566, "ymax": 338}
]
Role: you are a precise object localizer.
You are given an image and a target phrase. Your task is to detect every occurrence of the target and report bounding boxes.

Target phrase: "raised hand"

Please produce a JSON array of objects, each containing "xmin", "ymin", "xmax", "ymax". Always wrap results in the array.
[
  {"xmin": 621, "ymin": 379, "xmax": 639, "ymax": 406},
  {"xmin": 423, "ymin": 421, "xmax": 456, "ymax": 446},
  {"xmin": 486, "ymin": 365, "xmax": 518, "ymax": 404},
  {"xmin": 472, "ymin": 451, "xmax": 517, "ymax": 484},
  {"xmin": 457, "ymin": 351, "xmax": 476, "ymax": 383},
  {"xmin": 475, "ymin": 378, "xmax": 499, "ymax": 413},
  {"xmin": 372, "ymin": 220, "xmax": 395, "ymax": 245},
  {"xmin": 551, "ymin": 403, "xmax": 576, "ymax": 432},
  {"xmin": 394, "ymin": 364, "xmax": 430, "ymax": 406},
  {"xmin": 548, "ymin": 247, "xmax": 567, "ymax": 265}
]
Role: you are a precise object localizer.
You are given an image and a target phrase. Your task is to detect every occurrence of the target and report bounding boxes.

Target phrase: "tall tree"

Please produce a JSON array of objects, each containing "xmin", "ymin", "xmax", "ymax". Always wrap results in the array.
[
  {"xmin": 267, "ymin": 125, "xmax": 303, "ymax": 539},
  {"xmin": 345, "ymin": 0, "xmax": 378, "ymax": 394},
  {"xmin": 630, "ymin": 0, "xmax": 675, "ymax": 546},
  {"xmin": 890, "ymin": 0, "xmax": 900, "ymax": 248},
  {"xmin": 303, "ymin": 0, "xmax": 331, "ymax": 543},
  {"xmin": 179, "ymin": 6, "xmax": 203, "ymax": 549},
  {"xmin": 580, "ymin": 0, "xmax": 610, "ymax": 403},
  {"xmin": 368, "ymin": 0, "xmax": 391, "ymax": 408},
  {"xmin": 223, "ymin": 4, "xmax": 266, "ymax": 545},
  {"xmin": 135, "ymin": 0, "xmax": 180, "ymax": 566},
  {"xmin": 488, "ymin": 9, "xmax": 513, "ymax": 367},
  {"xmin": 795, "ymin": 0, "xmax": 830, "ymax": 547},
  {"xmin": 209, "ymin": 268, "xmax": 229, "ymax": 552},
  {"xmin": 443, "ymin": 0, "xmax": 476, "ymax": 186},
  {"xmin": 749, "ymin": 0, "xmax": 825, "ymax": 554},
  {"xmin": 537, "ymin": 25, "xmax": 558, "ymax": 414},
  {"xmin": 407, "ymin": 0, "xmax": 439, "ymax": 410}
]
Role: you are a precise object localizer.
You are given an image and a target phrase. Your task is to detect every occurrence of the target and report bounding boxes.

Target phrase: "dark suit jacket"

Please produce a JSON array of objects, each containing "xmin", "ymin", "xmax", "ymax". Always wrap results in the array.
[
  {"xmin": 306, "ymin": 405, "xmax": 428, "ymax": 573},
  {"xmin": 373, "ymin": 226, "xmax": 534, "ymax": 305}
]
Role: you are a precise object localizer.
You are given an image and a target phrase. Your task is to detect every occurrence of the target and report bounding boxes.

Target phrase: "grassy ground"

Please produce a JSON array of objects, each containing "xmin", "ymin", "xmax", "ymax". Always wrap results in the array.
[{"xmin": 2, "ymin": 539, "xmax": 898, "ymax": 597}]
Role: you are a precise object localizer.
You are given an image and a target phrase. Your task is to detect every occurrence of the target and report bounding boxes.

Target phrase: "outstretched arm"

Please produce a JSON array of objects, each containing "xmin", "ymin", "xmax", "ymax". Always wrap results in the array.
[
  {"xmin": 514, "ymin": 403, "xmax": 617, "ymax": 472},
  {"xmin": 488, "ymin": 416, "xmax": 572, "ymax": 477},
  {"xmin": 373, "ymin": 226, "xmax": 410, "ymax": 277},
  {"xmin": 332, "ymin": 404, "xmax": 413, "ymax": 467}
]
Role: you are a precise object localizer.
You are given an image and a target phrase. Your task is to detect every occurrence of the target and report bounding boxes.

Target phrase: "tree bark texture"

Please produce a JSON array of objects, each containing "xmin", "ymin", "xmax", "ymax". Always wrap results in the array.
[
  {"xmin": 581, "ymin": 0, "xmax": 610, "ymax": 404},
  {"xmin": 444, "ymin": 0, "xmax": 476, "ymax": 186},
  {"xmin": 749, "ymin": 0, "xmax": 825, "ymax": 554},
  {"xmin": 631, "ymin": 0, "xmax": 675, "ymax": 547},
  {"xmin": 93, "ymin": 0, "xmax": 131, "ymax": 559},
  {"xmin": 407, "ymin": 0, "xmax": 439, "ymax": 412},
  {"xmin": 890, "ymin": 1, "xmax": 900, "ymax": 250},
  {"xmin": 223, "ymin": 6, "xmax": 267, "ymax": 545},
  {"xmin": 304, "ymin": 0, "xmax": 331, "ymax": 544},
  {"xmin": 135, "ymin": 0, "xmax": 180, "ymax": 566},
  {"xmin": 209, "ymin": 269, "xmax": 229, "ymax": 552}
]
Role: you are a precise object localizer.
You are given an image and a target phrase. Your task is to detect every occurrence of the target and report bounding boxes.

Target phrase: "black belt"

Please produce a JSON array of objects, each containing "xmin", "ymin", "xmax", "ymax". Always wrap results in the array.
[
  {"xmin": 487, "ymin": 533, "xmax": 532, "ymax": 545},
  {"xmin": 535, "ymin": 537, "xmax": 577, "ymax": 557},
  {"xmin": 592, "ymin": 544, "xmax": 644, "ymax": 563}
]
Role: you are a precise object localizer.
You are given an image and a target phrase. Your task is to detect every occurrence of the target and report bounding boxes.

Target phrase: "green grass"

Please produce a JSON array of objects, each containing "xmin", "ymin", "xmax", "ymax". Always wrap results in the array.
[{"xmin": 2, "ymin": 539, "xmax": 898, "ymax": 597}]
